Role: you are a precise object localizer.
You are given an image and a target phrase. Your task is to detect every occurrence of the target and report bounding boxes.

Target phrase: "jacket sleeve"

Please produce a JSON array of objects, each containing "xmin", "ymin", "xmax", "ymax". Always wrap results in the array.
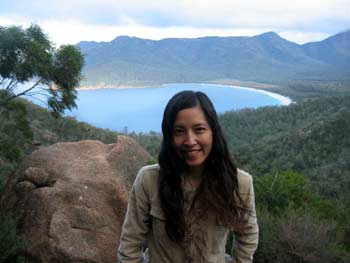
[
  {"xmin": 118, "ymin": 168, "xmax": 150, "ymax": 263},
  {"xmin": 233, "ymin": 171, "xmax": 259, "ymax": 263}
]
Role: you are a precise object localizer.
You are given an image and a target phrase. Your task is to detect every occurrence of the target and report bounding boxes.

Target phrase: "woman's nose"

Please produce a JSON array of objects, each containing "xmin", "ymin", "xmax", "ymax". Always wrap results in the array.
[{"xmin": 184, "ymin": 131, "xmax": 196, "ymax": 146}]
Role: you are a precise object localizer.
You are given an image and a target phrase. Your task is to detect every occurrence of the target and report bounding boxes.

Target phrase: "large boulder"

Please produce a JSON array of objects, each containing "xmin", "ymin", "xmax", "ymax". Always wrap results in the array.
[{"xmin": 0, "ymin": 135, "xmax": 153, "ymax": 263}]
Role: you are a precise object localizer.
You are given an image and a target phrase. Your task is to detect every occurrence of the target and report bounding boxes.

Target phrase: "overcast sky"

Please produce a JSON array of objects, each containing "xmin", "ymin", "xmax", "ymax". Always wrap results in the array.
[{"xmin": 0, "ymin": 0, "xmax": 349, "ymax": 45}]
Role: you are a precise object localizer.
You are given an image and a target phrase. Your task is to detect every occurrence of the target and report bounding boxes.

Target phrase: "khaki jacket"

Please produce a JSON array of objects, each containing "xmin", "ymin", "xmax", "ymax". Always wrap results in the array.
[{"xmin": 118, "ymin": 164, "xmax": 258, "ymax": 263}]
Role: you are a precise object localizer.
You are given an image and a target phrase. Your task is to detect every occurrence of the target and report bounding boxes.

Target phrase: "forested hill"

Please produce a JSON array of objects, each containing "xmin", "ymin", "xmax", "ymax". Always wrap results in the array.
[
  {"xmin": 219, "ymin": 95, "xmax": 350, "ymax": 199},
  {"xmin": 77, "ymin": 31, "xmax": 350, "ymax": 88}
]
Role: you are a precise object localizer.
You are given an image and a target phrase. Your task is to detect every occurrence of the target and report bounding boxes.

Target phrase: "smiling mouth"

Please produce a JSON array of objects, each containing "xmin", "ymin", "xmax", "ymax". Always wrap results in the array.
[
  {"xmin": 182, "ymin": 149, "xmax": 201, "ymax": 153},
  {"xmin": 182, "ymin": 149, "xmax": 202, "ymax": 157}
]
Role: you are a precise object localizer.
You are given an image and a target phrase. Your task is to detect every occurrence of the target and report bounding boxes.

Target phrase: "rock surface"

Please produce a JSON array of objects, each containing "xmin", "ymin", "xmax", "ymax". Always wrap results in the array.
[{"xmin": 0, "ymin": 136, "xmax": 152, "ymax": 263}]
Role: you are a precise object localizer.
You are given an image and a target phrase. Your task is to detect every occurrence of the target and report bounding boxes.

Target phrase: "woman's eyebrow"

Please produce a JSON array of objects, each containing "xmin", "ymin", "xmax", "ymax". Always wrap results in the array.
[{"xmin": 193, "ymin": 122, "xmax": 209, "ymax": 127}]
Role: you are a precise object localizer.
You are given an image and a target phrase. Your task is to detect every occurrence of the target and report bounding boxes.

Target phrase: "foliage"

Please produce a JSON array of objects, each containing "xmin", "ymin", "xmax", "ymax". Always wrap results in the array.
[
  {"xmin": 0, "ymin": 93, "xmax": 33, "ymax": 157},
  {"xmin": 254, "ymin": 171, "xmax": 349, "ymax": 262},
  {"xmin": 22, "ymin": 99, "xmax": 118, "ymax": 145},
  {"xmin": 0, "ymin": 163, "xmax": 15, "ymax": 194},
  {"xmin": 255, "ymin": 209, "xmax": 344, "ymax": 263},
  {"xmin": 220, "ymin": 95, "xmax": 350, "ymax": 150},
  {"xmin": 219, "ymin": 95, "xmax": 350, "ymax": 200},
  {"xmin": 254, "ymin": 170, "xmax": 311, "ymax": 216},
  {"xmin": 0, "ymin": 213, "xmax": 27, "ymax": 263},
  {"xmin": 0, "ymin": 91, "xmax": 32, "ymax": 191},
  {"xmin": 282, "ymin": 80, "xmax": 350, "ymax": 102},
  {"xmin": 128, "ymin": 131, "xmax": 162, "ymax": 158},
  {"xmin": 0, "ymin": 92, "xmax": 33, "ymax": 195},
  {"xmin": 0, "ymin": 24, "xmax": 84, "ymax": 115}
]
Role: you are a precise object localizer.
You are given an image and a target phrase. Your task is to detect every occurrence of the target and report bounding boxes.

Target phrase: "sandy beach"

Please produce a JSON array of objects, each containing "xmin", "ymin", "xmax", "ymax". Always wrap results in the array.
[
  {"xmin": 206, "ymin": 84, "xmax": 292, "ymax": 105},
  {"xmin": 78, "ymin": 82, "xmax": 293, "ymax": 106}
]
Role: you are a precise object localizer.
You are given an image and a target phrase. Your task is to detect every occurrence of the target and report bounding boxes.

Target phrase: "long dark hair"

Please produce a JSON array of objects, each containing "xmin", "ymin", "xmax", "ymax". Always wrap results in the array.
[{"xmin": 158, "ymin": 90, "xmax": 244, "ymax": 241}]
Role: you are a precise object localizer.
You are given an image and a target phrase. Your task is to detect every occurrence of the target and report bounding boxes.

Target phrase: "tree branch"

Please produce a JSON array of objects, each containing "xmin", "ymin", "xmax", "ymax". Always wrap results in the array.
[
  {"xmin": 25, "ymin": 94, "xmax": 48, "ymax": 106},
  {"xmin": 4, "ymin": 77, "xmax": 18, "ymax": 92},
  {"xmin": 1, "ymin": 78, "xmax": 44, "ymax": 105},
  {"xmin": 0, "ymin": 77, "xmax": 6, "ymax": 86},
  {"xmin": 26, "ymin": 90, "xmax": 50, "ymax": 97},
  {"xmin": 270, "ymin": 171, "xmax": 279, "ymax": 189}
]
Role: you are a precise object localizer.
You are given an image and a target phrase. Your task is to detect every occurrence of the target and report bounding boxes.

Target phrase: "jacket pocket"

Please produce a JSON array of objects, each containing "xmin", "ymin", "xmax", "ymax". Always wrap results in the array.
[
  {"xmin": 150, "ymin": 205, "xmax": 167, "ymax": 241},
  {"xmin": 149, "ymin": 205, "xmax": 175, "ymax": 261},
  {"xmin": 210, "ymin": 225, "xmax": 228, "ymax": 254}
]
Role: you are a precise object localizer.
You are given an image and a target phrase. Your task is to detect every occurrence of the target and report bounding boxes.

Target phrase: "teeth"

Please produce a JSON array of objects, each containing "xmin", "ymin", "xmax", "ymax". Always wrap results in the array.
[
  {"xmin": 185, "ymin": 150, "xmax": 201, "ymax": 156},
  {"xmin": 184, "ymin": 149, "xmax": 200, "ymax": 152}
]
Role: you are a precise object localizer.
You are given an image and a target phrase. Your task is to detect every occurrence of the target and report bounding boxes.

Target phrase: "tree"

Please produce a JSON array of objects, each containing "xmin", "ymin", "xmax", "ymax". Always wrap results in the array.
[
  {"xmin": 254, "ymin": 170, "xmax": 312, "ymax": 216},
  {"xmin": 0, "ymin": 24, "xmax": 84, "ymax": 115}
]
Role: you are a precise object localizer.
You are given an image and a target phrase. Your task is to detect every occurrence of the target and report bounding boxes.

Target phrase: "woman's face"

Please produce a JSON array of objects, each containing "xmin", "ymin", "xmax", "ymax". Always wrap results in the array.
[{"xmin": 172, "ymin": 105, "xmax": 213, "ymax": 171}]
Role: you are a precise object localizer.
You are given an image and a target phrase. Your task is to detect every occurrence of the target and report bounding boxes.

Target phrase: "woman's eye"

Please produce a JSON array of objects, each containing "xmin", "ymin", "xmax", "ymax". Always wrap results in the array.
[
  {"xmin": 196, "ymin": 127, "xmax": 206, "ymax": 133},
  {"xmin": 174, "ymin": 128, "xmax": 184, "ymax": 135}
]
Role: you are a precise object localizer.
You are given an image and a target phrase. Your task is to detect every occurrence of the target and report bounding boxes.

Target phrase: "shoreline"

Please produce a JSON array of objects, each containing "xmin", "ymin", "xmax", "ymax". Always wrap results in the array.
[
  {"xmin": 78, "ymin": 82, "xmax": 293, "ymax": 106},
  {"xmin": 204, "ymin": 83, "xmax": 293, "ymax": 106}
]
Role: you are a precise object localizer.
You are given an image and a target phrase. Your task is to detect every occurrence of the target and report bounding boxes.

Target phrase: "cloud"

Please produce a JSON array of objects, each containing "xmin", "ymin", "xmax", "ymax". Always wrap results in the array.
[
  {"xmin": 0, "ymin": 0, "xmax": 349, "ymax": 44},
  {"xmin": 2, "ymin": 0, "xmax": 349, "ymax": 28},
  {"xmin": 0, "ymin": 15, "xmax": 338, "ymax": 45}
]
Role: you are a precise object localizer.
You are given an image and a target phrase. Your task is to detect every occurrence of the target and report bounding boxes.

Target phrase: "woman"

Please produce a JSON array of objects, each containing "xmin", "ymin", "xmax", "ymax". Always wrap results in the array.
[{"xmin": 118, "ymin": 90, "xmax": 258, "ymax": 263}]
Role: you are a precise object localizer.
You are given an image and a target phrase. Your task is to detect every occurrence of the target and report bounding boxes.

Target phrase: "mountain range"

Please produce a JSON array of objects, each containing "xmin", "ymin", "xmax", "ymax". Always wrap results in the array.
[{"xmin": 77, "ymin": 31, "xmax": 350, "ymax": 87}]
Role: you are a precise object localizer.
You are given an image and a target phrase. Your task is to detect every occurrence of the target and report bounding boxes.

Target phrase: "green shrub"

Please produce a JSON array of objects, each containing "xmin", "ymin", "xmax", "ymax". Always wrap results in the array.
[
  {"xmin": 0, "ymin": 213, "xmax": 27, "ymax": 263},
  {"xmin": 0, "ymin": 162, "xmax": 16, "ymax": 194},
  {"xmin": 255, "ymin": 209, "xmax": 344, "ymax": 263},
  {"xmin": 254, "ymin": 170, "xmax": 312, "ymax": 216}
]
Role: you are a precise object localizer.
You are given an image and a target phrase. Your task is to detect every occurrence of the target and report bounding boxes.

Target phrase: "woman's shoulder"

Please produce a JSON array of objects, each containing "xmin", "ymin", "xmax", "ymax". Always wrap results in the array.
[
  {"xmin": 237, "ymin": 168, "xmax": 254, "ymax": 193},
  {"xmin": 134, "ymin": 164, "xmax": 163, "ymax": 213},
  {"xmin": 134, "ymin": 164, "xmax": 160, "ymax": 190},
  {"xmin": 137, "ymin": 164, "xmax": 160, "ymax": 179}
]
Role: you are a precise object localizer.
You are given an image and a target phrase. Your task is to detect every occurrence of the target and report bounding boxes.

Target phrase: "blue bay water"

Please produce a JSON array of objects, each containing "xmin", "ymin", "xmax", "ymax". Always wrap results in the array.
[{"xmin": 65, "ymin": 83, "xmax": 282, "ymax": 133}]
